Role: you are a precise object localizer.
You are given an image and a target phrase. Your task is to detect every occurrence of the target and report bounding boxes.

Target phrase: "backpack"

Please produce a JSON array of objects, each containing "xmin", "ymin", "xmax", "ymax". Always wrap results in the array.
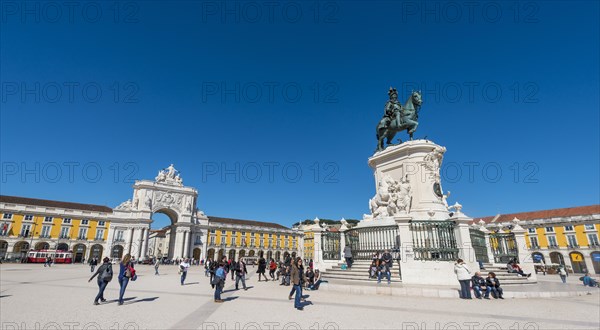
[{"xmin": 101, "ymin": 265, "xmax": 113, "ymax": 282}]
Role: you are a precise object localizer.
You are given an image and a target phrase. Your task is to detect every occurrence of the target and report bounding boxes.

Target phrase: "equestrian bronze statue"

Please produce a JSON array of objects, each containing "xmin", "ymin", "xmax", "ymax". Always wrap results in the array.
[{"xmin": 376, "ymin": 88, "xmax": 422, "ymax": 152}]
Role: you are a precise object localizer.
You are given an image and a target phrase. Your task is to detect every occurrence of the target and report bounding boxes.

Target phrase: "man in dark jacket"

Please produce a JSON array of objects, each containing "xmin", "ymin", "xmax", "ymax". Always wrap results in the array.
[
  {"xmin": 235, "ymin": 258, "xmax": 248, "ymax": 290},
  {"xmin": 485, "ymin": 272, "xmax": 504, "ymax": 299},
  {"xmin": 471, "ymin": 272, "xmax": 491, "ymax": 299},
  {"xmin": 88, "ymin": 257, "xmax": 113, "ymax": 305},
  {"xmin": 378, "ymin": 249, "xmax": 393, "ymax": 284}
]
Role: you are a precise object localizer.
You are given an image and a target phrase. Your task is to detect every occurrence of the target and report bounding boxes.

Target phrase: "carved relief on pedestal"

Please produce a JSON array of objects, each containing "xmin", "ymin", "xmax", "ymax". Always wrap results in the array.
[
  {"xmin": 423, "ymin": 145, "xmax": 446, "ymax": 181},
  {"xmin": 368, "ymin": 174, "xmax": 413, "ymax": 219},
  {"xmin": 423, "ymin": 145, "xmax": 447, "ymax": 201}
]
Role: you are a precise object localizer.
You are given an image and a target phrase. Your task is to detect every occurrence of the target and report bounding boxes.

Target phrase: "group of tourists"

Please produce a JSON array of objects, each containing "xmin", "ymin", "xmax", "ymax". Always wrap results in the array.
[
  {"xmin": 368, "ymin": 249, "xmax": 395, "ymax": 284},
  {"xmin": 454, "ymin": 259, "xmax": 504, "ymax": 299},
  {"xmin": 88, "ymin": 254, "xmax": 136, "ymax": 306}
]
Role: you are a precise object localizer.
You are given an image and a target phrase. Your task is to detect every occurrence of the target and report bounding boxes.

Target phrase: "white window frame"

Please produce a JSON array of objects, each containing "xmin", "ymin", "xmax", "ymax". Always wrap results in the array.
[
  {"xmin": 529, "ymin": 236, "xmax": 539, "ymax": 248},
  {"xmin": 547, "ymin": 235, "xmax": 558, "ymax": 248},
  {"xmin": 564, "ymin": 225, "xmax": 574, "ymax": 232},
  {"xmin": 528, "ymin": 228, "xmax": 536, "ymax": 233},
  {"xmin": 0, "ymin": 222, "xmax": 10, "ymax": 236},
  {"xmin": 545, "ymin": 227, "xmax": 554, "ymax": 233},
  {"xmin": 584, "ymin": 224, "xmax": 596, "ymax": 230},
  {"xmin": 59, "ymin": 227, "xmax": 70, "ymax": 239},
  {"xmin": 220, "ymin": 236, "xmax": 226, "ymax": 245},
  {"xmin": 2, "ymin": 213, "xmax": 13, "ymax": 219},
  {"xmin": 24, "ymin": 214, "xmax": 34, "ymax": 221},
  {"xmin": 40, "ymin": 225, "xmax": 51, "ymax": 238},
  {"xmin": 230, "ymin": 236, "xmax": 235, "ymax": 246},
  {"xmin": 587, "ymin": 233, "xmax": 599, "ymax": 246},
  {"xmin": 44, "ymin": 216, "xmax": 53, "ymax": 222},
  {"xmin": 78, "ymin": 227, "xmax": 88, "ymax": 240},
  {"xmin": 81, "ymin": 219, "xmax": 89, "ymax": 225},
  {"xmin": 210, "ymin": 236, "xmax": 215, "ymax": 245},
  {"xmin": 20, "ymin": 224, "xmax": 31, "ymax": 237},
  {"xmin": 95, "ymin": 229, "xmax": 104, "ymax": 240},
  {"xmin": 97, "ymin": 221, "xmax": 105, "ymax": 227},
  {"xmin": 62, "ymin": 218, "xmax": 72, "ymax": 224},
  {"xmin": 566, "ymin": 234, "xmax": 578, "ymax": 247}
]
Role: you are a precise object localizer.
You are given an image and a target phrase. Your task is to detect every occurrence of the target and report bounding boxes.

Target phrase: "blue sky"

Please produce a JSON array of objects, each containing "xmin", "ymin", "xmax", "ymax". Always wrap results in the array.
[{"xmin": 1, "ymin": 1, "xmax": 599, "ymax": 229}]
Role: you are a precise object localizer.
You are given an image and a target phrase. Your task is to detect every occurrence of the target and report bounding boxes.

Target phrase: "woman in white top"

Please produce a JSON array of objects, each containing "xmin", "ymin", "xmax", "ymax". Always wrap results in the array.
[{"xmin": 454, "ymin": 259, "xmax": 472, "ymax": 299}]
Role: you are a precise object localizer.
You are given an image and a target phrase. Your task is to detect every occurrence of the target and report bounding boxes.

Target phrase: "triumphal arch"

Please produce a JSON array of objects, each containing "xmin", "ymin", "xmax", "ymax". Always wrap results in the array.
[{"xmin": 110, "ymin": 164, "xmax": 209, "ymax": 260}]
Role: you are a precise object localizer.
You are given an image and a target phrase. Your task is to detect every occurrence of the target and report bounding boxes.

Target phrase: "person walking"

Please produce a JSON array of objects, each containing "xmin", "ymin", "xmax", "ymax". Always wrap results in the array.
[
  {"xmin": 235, "ymin": 258, "xmax": 248, "ymax": 290},
  {"xmin": 269, "ymin": 259, "xmax": 277, "ymax": 281},
  {"xmin": 90, "ymin": 257, "xmax": 98, "ymax": 273},
  {"xmin": 558, "ymin": 266, "xmax": 568, "ymax": 283},
  {"xmin": 257, "ymin": 257, "xmax": 267, "ymax": 282},
  {"xmin": 118, "ymin": 254, "xmax": 135, "ymax": 305},
  {"xmin": 290, "ymin": 257, "xmax": 305, "ymax": 311},
  {"xmin": 154, "ymin": 258, "xmax": 160, "ymax": 275},
  {"xmin": 88, "ymin": 257, "xmax": 113, "ymax": 305},
  {"xmin": 343, "ymin": 246, "xmax": 353, "ymax": 269},
  {"xmin": 214, "ymin": 262, "xmax": 226, "ymax": 303},
  {"xmin": 204, "ymin": 259, "xmax": 211, "ymax": 277},
  {"xmin": 179, "ymin": 258, "xmax": 190, "ymax": 285},
  {"xmin": 454, "ymin": 259, "xmax": 472, "ymax": 299}
]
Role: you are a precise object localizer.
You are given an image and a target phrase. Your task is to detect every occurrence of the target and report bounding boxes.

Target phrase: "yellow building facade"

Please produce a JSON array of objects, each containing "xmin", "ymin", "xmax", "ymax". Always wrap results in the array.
[
  {"xmin": 0, "ymin": 195, "xmax": 113, "ymax": 262},
  {"xmin": 205, "ymin": 216, "xmax": 301, "ymax": 262},
  {"xmin": 479, "ymin": 205, "xmax": 600, "ymax": 274}
]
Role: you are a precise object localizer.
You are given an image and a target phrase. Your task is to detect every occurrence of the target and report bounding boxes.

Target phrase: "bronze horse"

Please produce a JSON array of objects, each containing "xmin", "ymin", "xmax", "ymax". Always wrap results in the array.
[{"xmin": 376, "ymin": 91, "xmax": 422, "ymax": 151}]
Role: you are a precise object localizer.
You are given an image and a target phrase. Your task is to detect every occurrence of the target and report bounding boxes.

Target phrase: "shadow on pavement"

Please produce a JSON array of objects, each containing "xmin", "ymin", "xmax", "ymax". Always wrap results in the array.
[{"xmin": 130, "ymin": 296, "xmax": 159, "ymax": 304}]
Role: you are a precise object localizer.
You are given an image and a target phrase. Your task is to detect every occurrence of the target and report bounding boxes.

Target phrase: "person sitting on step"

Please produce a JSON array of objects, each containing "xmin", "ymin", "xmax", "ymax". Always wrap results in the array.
[{"xmin": 471, "ymin": 272, "xmax": 491, "ymax": 299}]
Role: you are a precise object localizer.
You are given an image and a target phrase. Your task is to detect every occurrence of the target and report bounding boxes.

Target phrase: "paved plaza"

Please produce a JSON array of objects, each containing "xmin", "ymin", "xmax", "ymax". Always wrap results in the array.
[{"xmin": 1, "ymin": 264, "xmax": 599, "ymax": 330}]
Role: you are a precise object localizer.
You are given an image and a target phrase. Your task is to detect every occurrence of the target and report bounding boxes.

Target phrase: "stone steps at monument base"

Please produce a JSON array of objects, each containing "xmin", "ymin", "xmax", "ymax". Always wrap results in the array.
[
  {"xmin": 324, "ymin": 261, "xmax": 533, "ymax": 284},
  {"xmin": 319, "ymin": 280, "xmax": 587, "ymax": 299},
  {"xmin": 326, "ymin": 269, "xmax": 528, "ymax": 281},
  {"xmin": 322, "ymin": 273, "xmax": 531, "ymax": 285},
  {"xmin": 321, "ymin": 273, "xmax": 402, "ymax": 283}
]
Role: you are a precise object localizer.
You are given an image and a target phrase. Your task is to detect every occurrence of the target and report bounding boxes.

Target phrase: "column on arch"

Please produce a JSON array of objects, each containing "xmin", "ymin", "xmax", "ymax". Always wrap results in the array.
[{"xmin": 141, "ymin": 228, "xmax": 149, "ymax": 260}]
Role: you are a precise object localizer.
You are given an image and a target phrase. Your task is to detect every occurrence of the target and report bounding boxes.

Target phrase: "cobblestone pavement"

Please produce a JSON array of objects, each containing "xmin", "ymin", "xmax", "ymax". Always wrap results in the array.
[{"xmin": 1, "ymin": 264, "xmax": 599, "ymax": 330}]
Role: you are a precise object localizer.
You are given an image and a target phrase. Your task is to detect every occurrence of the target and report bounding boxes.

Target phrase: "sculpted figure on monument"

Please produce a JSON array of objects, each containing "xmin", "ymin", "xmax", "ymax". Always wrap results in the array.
[
  {"xmin": 424, "ymin": 145, "xmax": 447, "ymax": 181},
  {"xmin": 155, "ymin": 164, "xmax": 183, "ymax": 186},
  {"xmin": 376, "ymin": 88, "xmax": 423, "ymax": 152},
  {"xmin": 395, "ymin": 174, "xmax": 412, "ymax": 214},
  {"xmin": 369, "ymin": 174, "xmax": 408, "ymax": 218},
  {"xmin": 116, "ymin": 199, "xmax": 133, "ymax": 210}
]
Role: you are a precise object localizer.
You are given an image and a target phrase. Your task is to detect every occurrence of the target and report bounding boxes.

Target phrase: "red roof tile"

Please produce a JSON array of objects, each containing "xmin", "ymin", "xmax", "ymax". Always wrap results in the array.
[
  {"xmin": 0, "ymin": 195, "xmax": 113, "ymax": 213},
  {"xmin": 475, "ymin": 205, "xmax": 600, "ymax": 224}
]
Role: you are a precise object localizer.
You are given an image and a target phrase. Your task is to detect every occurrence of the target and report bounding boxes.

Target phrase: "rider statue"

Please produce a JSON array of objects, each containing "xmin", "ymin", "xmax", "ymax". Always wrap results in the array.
[
  {"xmin": 380, "ymin": 87, "xmax": 403, "ymax": 130},
  {"xmin": 376, "ymin": 86, "xmax": 422, "ymax": 151}
]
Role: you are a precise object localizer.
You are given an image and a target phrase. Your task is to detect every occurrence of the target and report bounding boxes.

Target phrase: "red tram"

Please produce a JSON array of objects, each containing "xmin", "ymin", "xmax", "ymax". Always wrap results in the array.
[{"xmin": 27, "ymin": 250, "xmax": 73, "ymax": 263}]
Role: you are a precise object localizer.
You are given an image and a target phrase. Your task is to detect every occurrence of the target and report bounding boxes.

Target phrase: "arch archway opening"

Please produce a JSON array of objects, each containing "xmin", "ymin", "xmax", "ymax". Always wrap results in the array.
[
  {"xmin": 152, "ymin": 208, "xmax": 178, "ymax": 259},
  {"xmin": 591, "ymin": 252, "xmax": 600, "ymax": 274},
  {"xmin": 569, "ymin": 252, "xmax": 587, "ymax": 273},
  {"xmin": 35, "ymin": 242, "xmax": 50, "ymax": 250},
  {"xmin": 56, "ymin": 243, "xmax": 69, "ymax": 251}
]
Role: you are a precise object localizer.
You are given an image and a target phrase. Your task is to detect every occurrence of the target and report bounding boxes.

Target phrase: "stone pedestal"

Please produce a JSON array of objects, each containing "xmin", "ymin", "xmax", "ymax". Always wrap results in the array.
[
  {"xmin": 357, "ymin": 140, "xmax": 480, "ymax": 286},
  {"xmin": 368, "ymin": 140, "xmax": 450, "ymax": 221}
]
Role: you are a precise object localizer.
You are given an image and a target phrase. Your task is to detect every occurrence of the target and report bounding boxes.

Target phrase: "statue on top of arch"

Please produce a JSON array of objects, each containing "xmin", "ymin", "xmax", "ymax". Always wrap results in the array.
[{"xmin": 155, "ymin": 164, "xmax": 184, "ymax": 186}]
